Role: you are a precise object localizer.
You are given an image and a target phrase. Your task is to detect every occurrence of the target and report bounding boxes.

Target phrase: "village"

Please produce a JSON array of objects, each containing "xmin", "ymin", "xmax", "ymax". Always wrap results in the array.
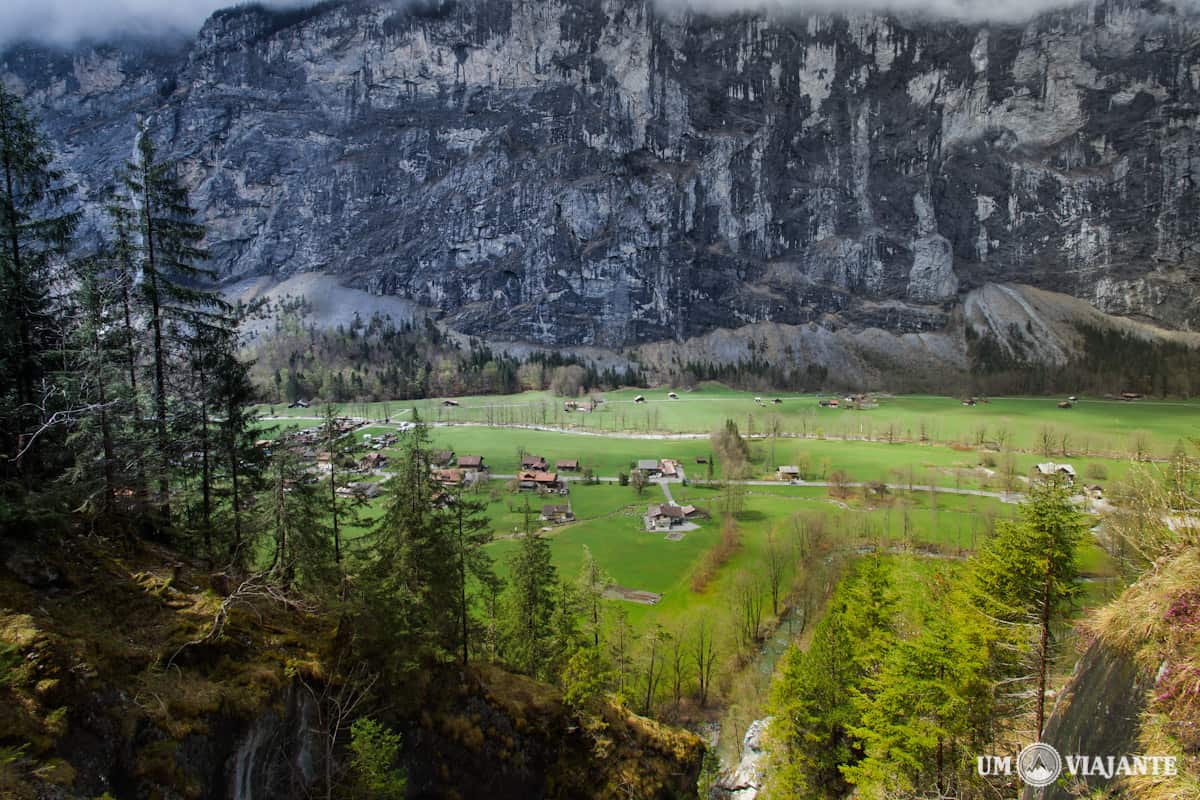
[{"xmin": 257, "ymin": 398, "xmax": 1114, "ymax": 554}]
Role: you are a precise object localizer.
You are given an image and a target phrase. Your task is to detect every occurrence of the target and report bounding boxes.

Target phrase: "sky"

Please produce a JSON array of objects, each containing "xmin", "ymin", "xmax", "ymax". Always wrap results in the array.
[
  {"xmin": 0, "ymin": 0, "xmax": 303, "ymax": 47},
  {"xmin": 0, "ymin": 0, "xmax": 1175, "ymax": 48}
]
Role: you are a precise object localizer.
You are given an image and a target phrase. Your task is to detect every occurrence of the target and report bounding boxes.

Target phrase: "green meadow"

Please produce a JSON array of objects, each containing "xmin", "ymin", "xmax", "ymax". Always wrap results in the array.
[
  {"xmin": 415, "ymin": 426, "xmax": 1138, "ymax": 492},
  {"xmin": 257, "ymin": 383, "xmax": 1200, "ymax": 456},
  {"xmin": 253, "ymin": 383, "xmax": 1148, "ymax": 643}
]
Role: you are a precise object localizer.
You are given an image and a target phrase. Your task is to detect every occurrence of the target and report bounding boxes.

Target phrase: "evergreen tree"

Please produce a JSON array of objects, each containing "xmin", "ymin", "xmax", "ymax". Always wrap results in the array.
[
  {"xmin": 319, "ymin": 404, "xmax": 359, "ymax": 567},
  {"xmin": 266, "ymin": 447, "xmax": 335, "ymax": 593},
  {"xmin": 104, "ymin": 204, "xmax": 149, "ymax": 503},
  {"xmin": 113, "ymin": 123, "xmax": 219, "ymax": 526},
  {"xmin": 966, "ymin": 477, "xmax": 1085, "ymax": 737},
  {"xmin": 576, "ymin": 545, "xmax": 611, "ymax": 649},
  {"xmin": 769, "ymin": 597, "xmax": 859, "ymax": 799},
  {"xmin": 61, "ymin": 254, "xmax": 123, "ymax": 520},
  {"xmin": 768, "ymin": 558, "xmax": 897, "ymax": 799},
  {"xmin": 355, "ymin": 413, "xmax": 457, "ymax": 673},
  {"xmin": 548, "ymin": 578, "xmax": 583, "ymax": 682},
  {"xmin": 0, "ymin": 84, "xmax": 78, "ymax": 480},
  {"xmin": 503, "ymin": 499, "xmax": 559, "ymax": 680},
  {"xmin": 844, "ymin": 578, "xmax": 993, "ymax": 798},
  {"xmin": 212, "ymin": 335, "xmax": 264, "ymax": 566},
  {"xmin": 448, "ymin": 487, "xmax": 494, "ymax": 665}
]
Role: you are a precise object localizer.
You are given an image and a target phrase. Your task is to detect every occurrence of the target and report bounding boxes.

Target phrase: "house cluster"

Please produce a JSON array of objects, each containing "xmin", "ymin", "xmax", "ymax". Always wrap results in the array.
[
  {"xmin": 514, "ymin": 454, "xmax": 581, "ymax": 494},
  {"xmin": 819, "ymin": 394, "xmax": 877, "ymax": 409},
  {"xmin": 428, "ymin": 450, "xmax": 489, "ymax": 488},
  {"xmin": 264, "ymin": 417, "xmax": 364, "ymax": 466},
  {"xmin": 359, "ymin": 451, "xmax": 388, "ymax": 471},
  {"xmin": 634, "ymin": 459, "xmax": 682, "ymax": 479},
  {"xmin": 362, "ymin": 432, "xmax": 398, "ymax": 450},
  {"xmin": 1033, "ymin": 462, "xmax": 1104, "ymax": 498},
  {"xmin": 518, "ymin": 470, "xmax": 563, "ymax": 492},
  {"xmin": 563, "ymin": 397, "xmax": 604, "ymax": 413},
  {"xmin": 643, "ymin": 503, "xmax": 707, "ymax": 531}
]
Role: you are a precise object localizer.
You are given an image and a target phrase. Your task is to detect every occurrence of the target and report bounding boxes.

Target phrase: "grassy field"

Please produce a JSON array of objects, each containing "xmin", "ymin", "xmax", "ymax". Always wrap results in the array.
[
  {"xmin": 256, "ymin": 383, "xmax": 1200, "ymax": 456},
  {"xmin": 415, "ymin": 426, "xmax": 1138, "ymax": 492},
  {"xmin": 252, "ymin": 384, "xmax": 1142, "ymax": 649},
  {"xmin": 482, "ymin": 479, "xmax": 1031, "ymax": 632}
]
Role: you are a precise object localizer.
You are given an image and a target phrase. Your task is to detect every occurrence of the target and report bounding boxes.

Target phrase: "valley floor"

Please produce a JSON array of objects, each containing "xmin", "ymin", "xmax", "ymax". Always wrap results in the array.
[{"xmin": 253, "ymin": 387, "xmax": 1153, "ymax": 784}]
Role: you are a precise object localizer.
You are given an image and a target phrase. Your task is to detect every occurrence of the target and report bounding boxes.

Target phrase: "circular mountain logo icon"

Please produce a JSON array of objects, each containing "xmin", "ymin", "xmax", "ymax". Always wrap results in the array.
[{"xmin": 1017, "ymin": 743, "xmax": 1063, "ymax": 788}]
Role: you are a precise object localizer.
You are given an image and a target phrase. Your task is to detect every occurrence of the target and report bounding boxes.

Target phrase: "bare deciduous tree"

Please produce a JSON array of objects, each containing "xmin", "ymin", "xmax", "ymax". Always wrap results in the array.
[{"xmin": 692, "ymin": 618, "xmax": 717, "ymax": 707}]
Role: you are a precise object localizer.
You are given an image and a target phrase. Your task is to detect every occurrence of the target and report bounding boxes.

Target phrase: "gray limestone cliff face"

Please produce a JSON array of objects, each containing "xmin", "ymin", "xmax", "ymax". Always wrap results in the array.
[
  {"xmin": 1020, "ymin": 639, "xmax": 1155, "ymax": 800},
  {"xmin": 4, "ymin": 0, "xmax": 1200, "ymax": 349}
]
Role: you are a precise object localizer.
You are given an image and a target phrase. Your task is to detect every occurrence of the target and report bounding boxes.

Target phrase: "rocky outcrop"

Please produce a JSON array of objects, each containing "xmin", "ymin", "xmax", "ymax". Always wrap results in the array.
[
  {"xmin": 1021, "ymin": 639, "xmax": 1155, "ymax": 800},
  {"xmin": 4, "ymin": 0, "xmax": 1200, "ymax": 355},
  {"xmin": 711, "ymin": 717, "xmax": 771, "ymax": 800}
]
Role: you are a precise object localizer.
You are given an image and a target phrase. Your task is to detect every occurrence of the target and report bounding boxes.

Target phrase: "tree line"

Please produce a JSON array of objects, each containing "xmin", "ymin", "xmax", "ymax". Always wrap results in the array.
[{"xmin": 766, "ymin": 478, "xmax": 1087, "ymax": 799}]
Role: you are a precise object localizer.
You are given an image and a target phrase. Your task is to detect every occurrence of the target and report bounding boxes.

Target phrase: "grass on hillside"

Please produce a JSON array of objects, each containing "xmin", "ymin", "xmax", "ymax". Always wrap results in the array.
[{"xmin": 255, "ymin": 383, "xmax": 1200, "ymax": 456}]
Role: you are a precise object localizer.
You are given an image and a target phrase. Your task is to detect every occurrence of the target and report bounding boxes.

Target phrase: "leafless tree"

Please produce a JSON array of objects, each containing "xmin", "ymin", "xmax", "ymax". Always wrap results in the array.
[
  {"xmin": 668, "ymin": 625, "xmax": 688, "ymax": 712},
  {"xmin": 638, "ymin": 626, "xmax": 668, "ymax": 716},
  {"xmin": 733, "ymin": 571, "xmax": 764, "ymax": 654},
  {"xmin": 764, "ymin": 528, "xmax": 787, "ymax": 618},
  {"xmin": 692, "ymin": 618, "xmax": 717, "ymax": 707},
  {"xmin": 297, "ymin": 657, "xmax": 379, "ymax": 800},
  {"xmin": 167, "ymin": 572, "xmax": 313, "ymax": 669}
]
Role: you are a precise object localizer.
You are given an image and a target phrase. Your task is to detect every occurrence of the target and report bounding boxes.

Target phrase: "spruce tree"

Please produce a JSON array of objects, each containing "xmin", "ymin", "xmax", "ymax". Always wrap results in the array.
[
  {"xmin": 845, "ymin": 580, "xmax": 993, "ymax": 797},
  {"xmin": 448, "ymin": 487, "xmax": 493, "ymax": 665},
  {"xmin": 113, "ymin": 123, "xmax": 219, "ymax": 526},
  {"xmin": 319, "ymin": 405, "xmax": 359, "ymax": 567},
  {"xmin": 966, "ymin": 477, "xmax": 1085, "ymax": 737},
  {"xmin": 355, "ymin": 413, "xmax": 457, "ymax": 672},
  {"xmin": 503, "ymin": 501, "xmax": 559, "ymax": 679},
  {"xmin": 266, "ymin": 446, "xmax": 335, "ymax": 593},
  {"xmin": 0, "ymin": 84, "xmax": 78, "ymax": 479},
  {"xmin": 212, "ymin": 334, "xmax": 264, "ymax": 566},
  {"xmin": 576, "ymin": 545, "xmax": 611, "ymax": 649},
  {"xmin": 61, "ymin": 254, "xmax": 123, "ymax": 520}
]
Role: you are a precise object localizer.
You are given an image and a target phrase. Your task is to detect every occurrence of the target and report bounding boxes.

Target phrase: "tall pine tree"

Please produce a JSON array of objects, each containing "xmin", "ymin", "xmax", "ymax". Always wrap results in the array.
[
  {"xmin": 113, "ymin": 123, "xmax": 219, "ymax": 527},
  {"xmin": 0, "ymin": 84, "xmax": 78, "ymax": 482}
]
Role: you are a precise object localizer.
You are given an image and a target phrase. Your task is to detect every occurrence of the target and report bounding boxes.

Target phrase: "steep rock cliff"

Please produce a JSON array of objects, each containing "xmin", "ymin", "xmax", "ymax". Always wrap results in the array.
[{"xmin": 3, "ymin": 0, "xmax": 1200, "ymax": 353}]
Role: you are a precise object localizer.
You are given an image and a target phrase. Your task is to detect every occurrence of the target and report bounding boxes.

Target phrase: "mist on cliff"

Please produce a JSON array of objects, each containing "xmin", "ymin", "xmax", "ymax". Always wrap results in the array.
[
  {"xmin": 0, "ymin": 0, "xmax": 306, "ymax": 48},
  {"xmin": 664, "ymin": 0, "xmax": 1095, "ymax": 23},
  {"xmin": 0, "ymin": 0, "xmax": 1191, "ymax": 49}
]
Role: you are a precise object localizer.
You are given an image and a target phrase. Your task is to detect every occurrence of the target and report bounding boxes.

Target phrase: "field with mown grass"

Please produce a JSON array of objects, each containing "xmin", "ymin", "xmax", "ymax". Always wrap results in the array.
[{"xmin": 255, "ymin": 382, "xmax": 1200, "ymax": 456}]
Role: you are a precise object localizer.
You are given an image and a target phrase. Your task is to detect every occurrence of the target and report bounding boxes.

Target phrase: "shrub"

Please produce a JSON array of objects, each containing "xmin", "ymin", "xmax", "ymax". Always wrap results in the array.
[
  {"xmin": 1085, "ymin": 462, "xmax": 1109, "ymax": 481},
  {"xmin": 350, "ymin": 718, "xmax": 406, "ymax": 800}
]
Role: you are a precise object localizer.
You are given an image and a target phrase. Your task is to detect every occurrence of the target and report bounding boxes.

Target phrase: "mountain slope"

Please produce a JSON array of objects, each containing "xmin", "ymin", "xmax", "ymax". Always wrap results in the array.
[
  {"xmin": 3, "ymin": 0, "xmax": 1199, "ymax": 357},
  {"xmin": 0, "ymin": 536, "xmax": 703, "ymax": 799}
]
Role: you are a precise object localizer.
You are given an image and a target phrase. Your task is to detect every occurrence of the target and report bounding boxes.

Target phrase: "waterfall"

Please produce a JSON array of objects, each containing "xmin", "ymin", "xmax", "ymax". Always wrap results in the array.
[{"xmin": 231, "ymin": 715, "xmax": 274, "ymax": 800}]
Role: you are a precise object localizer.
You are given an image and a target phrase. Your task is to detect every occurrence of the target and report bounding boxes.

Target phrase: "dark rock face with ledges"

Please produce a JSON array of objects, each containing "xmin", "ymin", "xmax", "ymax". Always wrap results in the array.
[{"xmin": 4, "ymin": 0, "xmax": 1199, "ymax": 349}]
